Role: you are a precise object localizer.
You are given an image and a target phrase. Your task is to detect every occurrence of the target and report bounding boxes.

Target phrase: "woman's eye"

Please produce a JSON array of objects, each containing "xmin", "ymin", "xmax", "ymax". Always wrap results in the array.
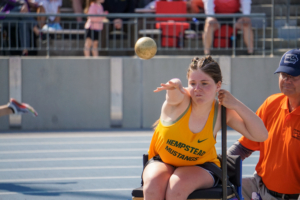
[{"xmin": 202, "ymin": 83, "xmax": 207, "ymax": 85}]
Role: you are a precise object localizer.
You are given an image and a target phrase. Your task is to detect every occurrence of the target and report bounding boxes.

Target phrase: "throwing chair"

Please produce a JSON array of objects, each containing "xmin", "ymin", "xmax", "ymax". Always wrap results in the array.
[{"xmin": 131, "ymin": 106, "xmax": 243, "ymax": 200}]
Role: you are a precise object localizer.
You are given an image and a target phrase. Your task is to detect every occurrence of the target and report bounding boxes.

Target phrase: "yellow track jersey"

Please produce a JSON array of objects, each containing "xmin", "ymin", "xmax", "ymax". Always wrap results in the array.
[{"xmin": 148, "ymin": 100, "xmax": 220, "ymax": 167}]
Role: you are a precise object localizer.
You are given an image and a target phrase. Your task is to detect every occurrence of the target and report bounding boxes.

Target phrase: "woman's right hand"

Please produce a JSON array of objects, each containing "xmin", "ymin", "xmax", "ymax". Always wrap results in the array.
[
  {"xmin": 217, "ymin": 89, "xmax": 239, "ymax": 110},
  {"xmin": 154, "ymin": 78, "xmax": 186, "ymax": 94}
]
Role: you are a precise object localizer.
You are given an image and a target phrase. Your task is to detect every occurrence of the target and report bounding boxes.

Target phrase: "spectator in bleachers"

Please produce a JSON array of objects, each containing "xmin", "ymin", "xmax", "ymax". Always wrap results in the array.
[
  {"xmin": 200, "ymin": 0, "xmax": 254, "ymax": 55},
  {"xmin": 144, "ymin": 0, "xmax": 189, "ymax": 10},
  {"xmin": 71, "ymin": 0, "xmax": 84, "ymax": 22},
  {"xmin": 1, "ymin": 0, "xmax": 40, "ymax": 55},
  {"xmin": 102, "ymin": 0, "xmax": 135, "ymax": 30},
  {"xmin": 84, "ymin": 0, "xmax": 107, "ymax": 57},
  {"xmin": 190, "ymin": 0, "xmax": 204, "ymax": 14},
  {"xmin": 35, "ymin": 0, "xmax": 63, "ymax": 31}
]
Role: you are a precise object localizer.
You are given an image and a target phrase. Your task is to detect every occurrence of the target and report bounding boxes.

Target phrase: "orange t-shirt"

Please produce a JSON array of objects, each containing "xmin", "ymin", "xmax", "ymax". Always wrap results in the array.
[
  {"xmin": 239, "ymin": 93, "xmax": 300, "ymax": 194},
  {"xmin": 148, "ymin": 100, "xmax": 220, "ymax": 167}
]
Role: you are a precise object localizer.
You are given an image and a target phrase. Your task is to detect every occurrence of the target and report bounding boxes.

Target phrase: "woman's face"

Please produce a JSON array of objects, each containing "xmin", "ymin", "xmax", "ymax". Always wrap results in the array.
[{"xmin": 187, "ymin": 69, "xmax": 221, "ymax": 104}]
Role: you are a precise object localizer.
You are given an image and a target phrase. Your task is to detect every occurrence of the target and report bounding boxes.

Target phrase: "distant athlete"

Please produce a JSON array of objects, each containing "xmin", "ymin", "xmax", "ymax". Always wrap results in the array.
[{"xmin": 0, "ymin": 98, "xmax": 38, "ymax": 117}]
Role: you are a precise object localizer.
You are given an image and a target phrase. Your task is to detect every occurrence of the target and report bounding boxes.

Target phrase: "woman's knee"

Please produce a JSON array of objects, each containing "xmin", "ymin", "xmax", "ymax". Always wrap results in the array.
[
  {"xmin": 205, "ymin": 18, "xmax": 219, "ymax": 29},
  {"xmin": 37, "ymin": 6, "xmax": 46, "ymax": 13},
  {"xmin": 143, "ymin": 181, "xmax": 167, "ymax": 200},
  {"xmin": 236, "ymin": 18, "xmax": 252, "ymax": 29},
  {"xmin": 92, "ymin": 41, "xmax": 99, "ymax": 47},
  {"xmin": 166, "ymin": 177, "xmax": 191, "ymax": 200},
  {"xmin": 143, "ymin": 162, "xmax": 174, "ymax": 198},
  {"xmin": 143, "ymin": 172, "xmax": 169, "ymax": 200}
]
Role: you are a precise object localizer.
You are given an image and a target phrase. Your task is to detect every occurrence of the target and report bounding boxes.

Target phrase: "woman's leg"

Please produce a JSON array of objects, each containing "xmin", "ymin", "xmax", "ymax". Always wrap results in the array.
[
  {"xmin": 37, "ymin": 6, "xmax": 46, "ymax": 29},
  {"xmin": 54, "ymin": 7, "xmax": 61, "ymax": 24},
  {"xmin": 236, "ymin": 17, "xmax": 254, "ymax": 54},
  {"xmin": 19, "ymin": 4, "xmax": 31, "ymax": 55},
  {"xmin": 143, "ymin": 162, "xmax": 174, "ymax": 200},
  {"xmin": 92, "ymin": 40, "xmax": 99, "ymax": 57},
  {"xmin": 84, "ymin": 38, "xmax": 92, "ymax": 57},
  {"xmin": 202, "ymin": 17, "xmax": 219, "ymax": 55},
  {"xmin": 166, "ymin": 166, "xmax": 214, "ymax": 200},
  {"xmin": 72, "ymin": 0, "xmax": 83, "ymax": 22}
]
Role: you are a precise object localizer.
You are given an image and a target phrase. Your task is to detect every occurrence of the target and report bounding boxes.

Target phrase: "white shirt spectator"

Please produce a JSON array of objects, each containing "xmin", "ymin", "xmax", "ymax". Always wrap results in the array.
[
  {"xmin": 202, "ymin": 0, "xmax": 251, "ymax": 15},
  {"xmin": 34, "ymin": 0, "xmax": 62, "ymax": 21}
]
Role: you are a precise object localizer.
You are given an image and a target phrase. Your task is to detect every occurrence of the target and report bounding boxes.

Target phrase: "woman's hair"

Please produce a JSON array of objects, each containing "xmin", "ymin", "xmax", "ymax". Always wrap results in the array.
[
  {"xmin": 84, "ymin": 0, "xmax": 97, "ymax": 14},
  {"xmin": 187, "ymin": 55, "xmax": 223, "ymax": 84}
]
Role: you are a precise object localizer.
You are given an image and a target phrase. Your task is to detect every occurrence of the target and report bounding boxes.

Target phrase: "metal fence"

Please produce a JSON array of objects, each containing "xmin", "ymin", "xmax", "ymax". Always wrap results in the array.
[
  {"xmin": 0, "ymin": 13, "xmax": 267, "ymax": 56},
  {"xmin": 271, "ymin": 3, "xmax": 300, "ymax": 53}
]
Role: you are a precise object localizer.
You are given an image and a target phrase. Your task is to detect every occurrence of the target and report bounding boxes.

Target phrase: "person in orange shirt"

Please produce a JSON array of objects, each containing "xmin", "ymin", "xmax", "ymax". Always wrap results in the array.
[
  {"xmin": 228, "ymin": 49, "xmax": 300, "ymax": 200},
  {"xmin": 142, "ymin": 55, "xmax": 268, "ymax": 200}
]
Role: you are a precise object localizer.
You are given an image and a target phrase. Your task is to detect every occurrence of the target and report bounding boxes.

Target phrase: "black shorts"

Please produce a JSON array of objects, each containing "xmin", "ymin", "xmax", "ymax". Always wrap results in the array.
[
  {"xmin": 216, "ymin": 12, "xmax": 241, "ymax": 26},
  {"xmin": 143, "ymin": 155, "xmax": 220, "ymax": 187},
  {"xmin": 85, "ymin": 29, "xmax": 100, "ymax": 41}
]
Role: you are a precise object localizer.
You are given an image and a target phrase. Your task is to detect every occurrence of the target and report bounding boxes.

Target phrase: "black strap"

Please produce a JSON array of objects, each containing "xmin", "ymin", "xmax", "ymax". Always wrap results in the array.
[{"xmin": 200, "ymin": 162, "xmax": 241, "ymax": 200}]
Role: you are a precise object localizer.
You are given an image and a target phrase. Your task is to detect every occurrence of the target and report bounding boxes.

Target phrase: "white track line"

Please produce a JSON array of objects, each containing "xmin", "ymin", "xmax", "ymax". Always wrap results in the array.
[
  {"xmin": 0, "ymin": 147, "xmax": 231, "ymax": 154},
  {"xmin": 0, "ymin": 140, "xmax": 239, "ymax": 146},
  {"xmin": 0, "ymin": 188, "xmax": 134, "ymax": 195},
  {"xmin": 0, "ymin": 164, "xmax": 256, "ymax": 172},
  {"xmin": 0, "ymin": 176, "xmax": 141, "ymax": 183},
  {"xmin": 0, "ymin": 165, "xmax": 142, "ymax": 172},
  {"xmin": 0, "ymin": 141, "xmax": 150, "ymax": 146},
  {"xmin": 0, "ymin": 130, "xmax": 240, "ymax": 139},
  {"xmin": 0, "ymin": 148, "xmax": 148, "ymax": 154},
  {"xmin": 0, "ymin": 132, "xmax": 153, "ymax": 139},
  {"xmin": 0, "ymin": 156, "xmax": 141, "ymax": 162}
]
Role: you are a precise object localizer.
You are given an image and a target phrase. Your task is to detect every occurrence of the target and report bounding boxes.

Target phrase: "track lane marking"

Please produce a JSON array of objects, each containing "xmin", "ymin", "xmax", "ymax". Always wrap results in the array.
[
  {"xmin": 0, "ymin": 176, "xmax": 141, "ymax": 183},
  {"xmin": 0, "ymin": 141, "xmax": 150, "ymax": 146},
  {"xmin": 0, "ymin": 188, "xmax": 135, "ymax": 195},
  {"xmin": 0, "ymin": 156, "xmax": 141, "ymax": 162},
  {"xmin": 0, "ymin": 148, "xmax": 148, "ymax": 154},
  {"xmin": 0, "ymin": 165, "xmax": 142, "ymax": 171}
]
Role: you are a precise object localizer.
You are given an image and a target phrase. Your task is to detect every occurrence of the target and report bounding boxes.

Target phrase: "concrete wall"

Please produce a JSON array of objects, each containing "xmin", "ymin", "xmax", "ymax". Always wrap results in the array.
[
  {"xmin": 231, "ymin": 57, "xmax": 281, "ymax": 112},
  {"xmin": 0, "ymin": 56, "xmax": 281, "ymax": 131}
]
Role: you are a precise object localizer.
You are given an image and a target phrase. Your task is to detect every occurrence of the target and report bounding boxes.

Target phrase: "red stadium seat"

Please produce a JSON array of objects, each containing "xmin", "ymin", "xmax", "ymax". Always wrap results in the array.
[
  {"xmin": 213, "ymin": 24, "xmax": 237, "ymax": 48},
  {"xmin": 155, "ymin": 1, "xmax": 190, "ymax": 47}
]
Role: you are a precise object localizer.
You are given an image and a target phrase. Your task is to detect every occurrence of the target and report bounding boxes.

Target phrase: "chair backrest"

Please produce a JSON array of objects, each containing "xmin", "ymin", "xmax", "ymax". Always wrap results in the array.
[{"xmin": 155, "ymin": 1, "xmax": 187, "ymax": 22}]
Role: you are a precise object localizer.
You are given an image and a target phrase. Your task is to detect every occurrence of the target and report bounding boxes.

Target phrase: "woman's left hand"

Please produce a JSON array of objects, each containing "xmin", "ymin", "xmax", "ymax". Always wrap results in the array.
[{"xmin": 217, "ymin": 89, "xmax": 238, "ymax": 110}]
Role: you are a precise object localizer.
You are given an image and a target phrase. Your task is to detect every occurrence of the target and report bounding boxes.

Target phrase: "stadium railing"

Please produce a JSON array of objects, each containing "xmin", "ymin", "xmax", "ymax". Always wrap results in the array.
[{"xmin": 0, "ymin": 13, "xmax": 267, "ymax": 57}]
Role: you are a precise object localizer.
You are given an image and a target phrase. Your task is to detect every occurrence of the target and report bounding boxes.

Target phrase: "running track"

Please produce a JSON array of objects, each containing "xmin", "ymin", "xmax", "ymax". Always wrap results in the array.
[{"xmin": 0, "ymin": 130, "xmax": 259, "ymax": 200}]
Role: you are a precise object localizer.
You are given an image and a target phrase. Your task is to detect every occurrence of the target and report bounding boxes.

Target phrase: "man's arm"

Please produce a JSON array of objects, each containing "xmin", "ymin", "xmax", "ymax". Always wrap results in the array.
[{"xmin": 227, "ymin": 141, "xmax": 254, "ymax": 160}]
